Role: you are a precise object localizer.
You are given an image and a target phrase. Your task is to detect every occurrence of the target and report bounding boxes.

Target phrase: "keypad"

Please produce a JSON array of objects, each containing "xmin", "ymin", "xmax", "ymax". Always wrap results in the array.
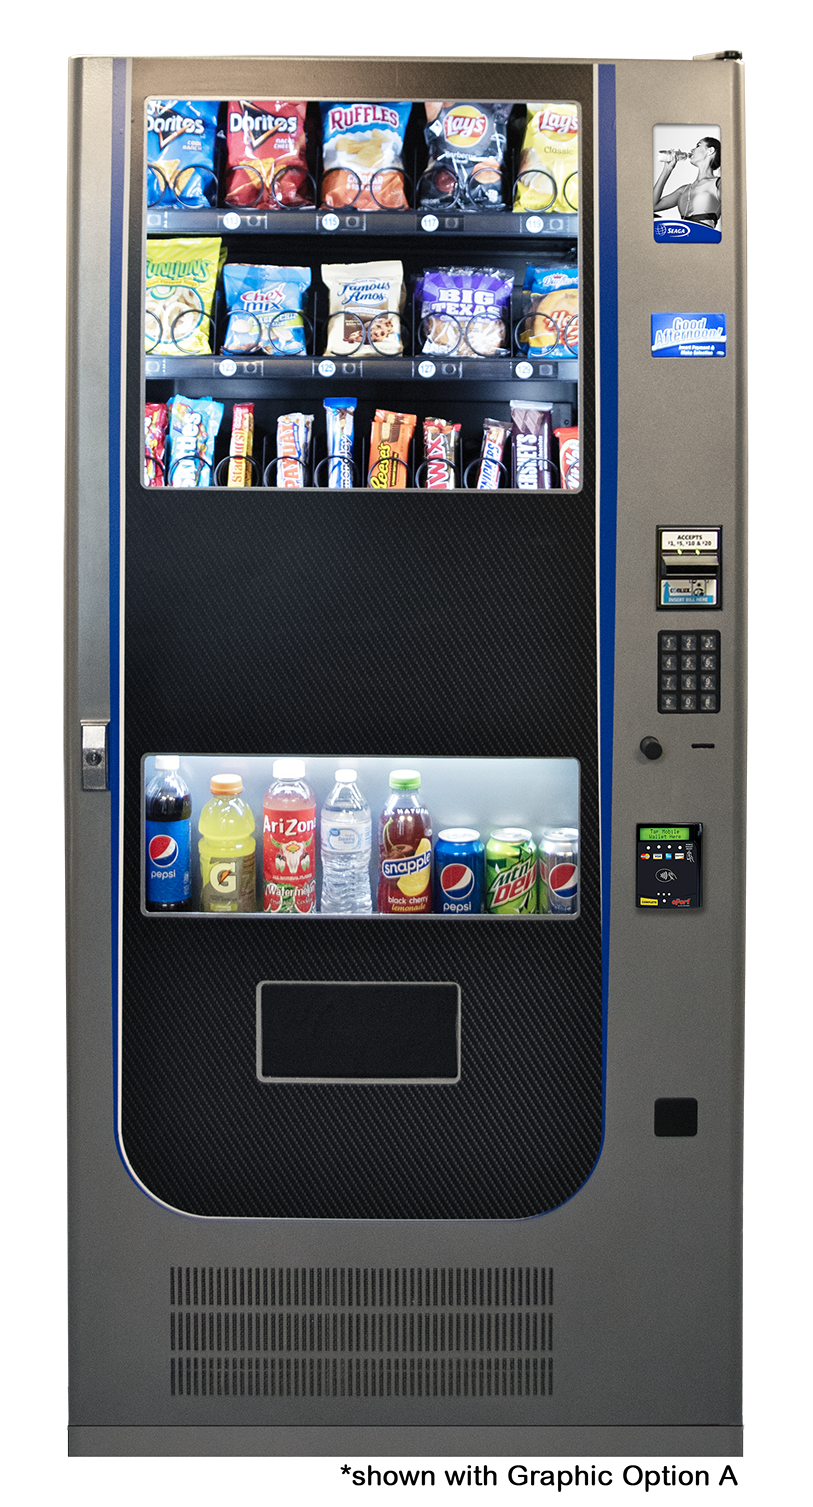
[{"xmin": 659, "ymin": 630, "xmax": 719, "ymax": 713}]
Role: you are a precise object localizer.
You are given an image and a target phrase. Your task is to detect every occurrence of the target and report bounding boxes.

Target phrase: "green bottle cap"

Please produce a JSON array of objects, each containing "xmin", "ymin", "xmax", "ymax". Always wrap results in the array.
[{"xmin": 389, "ymin": 769, "xmax": 421, "ymax": 790}]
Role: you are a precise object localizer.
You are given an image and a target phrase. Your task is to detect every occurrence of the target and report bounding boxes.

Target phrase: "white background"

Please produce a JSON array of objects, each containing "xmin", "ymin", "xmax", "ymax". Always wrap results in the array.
[{"xmin": 1, "ymin": 3, "xmax": 809, "ymax": 1501}]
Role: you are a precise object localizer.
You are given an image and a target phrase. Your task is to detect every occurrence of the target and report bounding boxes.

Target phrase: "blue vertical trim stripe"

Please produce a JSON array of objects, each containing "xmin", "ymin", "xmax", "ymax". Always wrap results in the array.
[
  {"xmin": 109, "ymin": 59, "xmax": 126, "ymax": 1140},
  {"xmin": 597, "ymin": 65, "xmax": 619, "ymax": 1045}
]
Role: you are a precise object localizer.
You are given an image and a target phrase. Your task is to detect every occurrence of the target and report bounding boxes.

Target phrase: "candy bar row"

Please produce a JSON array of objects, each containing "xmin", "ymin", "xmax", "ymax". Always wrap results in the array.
[{"xmin": 144, "ymin": 398, "xmax": 580, "ymax": 491}]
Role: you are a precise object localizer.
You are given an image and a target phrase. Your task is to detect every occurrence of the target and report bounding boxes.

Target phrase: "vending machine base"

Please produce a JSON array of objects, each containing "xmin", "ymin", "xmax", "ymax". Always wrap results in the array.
[{"xmin": 69, "ymin": 1426, "xmax": 743, "ymax": 1458}]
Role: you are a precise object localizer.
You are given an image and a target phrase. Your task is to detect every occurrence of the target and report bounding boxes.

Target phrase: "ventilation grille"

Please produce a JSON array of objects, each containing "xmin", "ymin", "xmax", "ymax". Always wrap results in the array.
[{"xmin": 170, "ymin": 1265, "xmax": 553, "ymax": 1400}]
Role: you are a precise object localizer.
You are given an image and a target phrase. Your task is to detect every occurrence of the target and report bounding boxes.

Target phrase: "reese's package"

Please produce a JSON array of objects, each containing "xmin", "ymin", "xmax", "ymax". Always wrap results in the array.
[
  {"xmin": 419, "ymin": 103, "xmax": 511, "ymax": 212},
  {"xmin": 145, "ymin": 237, "xmax": 223, "ymax": 356},
  {"xmin": 225, "ymin": 101, "xmax": 312, "ymax": 208},
  {"xmin": 416, "ymin": 267, "xmax": 513, "ymax": 358},
  {"xmin": 222, "ymin": 264, "xmax": 311, "ymax": 355},
  {"xmin": 518, "ymin": 266, "xmax": 579, "ymax": 358},
  {"xmin": 514, "ymin": 103, "xmax": 579, "ymax": 214},
  {"xmin": 369, "ymin": 410, "xmax": 416, "ymax": 489},
  {"xmin": 146, "ymin": 100, "xmax": 219, "ymax": 208},
  {"xmin": 322, "ymin": 261, "xmax": 405, "ymax": 356},
  {"xmin": 320, "ymin": 103, "xmax": 411, "ymax": 210}
]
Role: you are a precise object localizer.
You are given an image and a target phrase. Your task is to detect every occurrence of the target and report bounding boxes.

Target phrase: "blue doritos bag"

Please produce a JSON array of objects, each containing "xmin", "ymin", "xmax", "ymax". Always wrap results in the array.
[{"xmin": 147, "ymin": 100, "xmax": 219, "ymax": 209}]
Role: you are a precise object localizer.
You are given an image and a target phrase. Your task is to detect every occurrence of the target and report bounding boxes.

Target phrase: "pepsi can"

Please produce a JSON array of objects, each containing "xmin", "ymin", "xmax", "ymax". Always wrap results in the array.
[
  {"xmin": 433, "ymin": 829, "xmax": 484, "ymax": 913},
  {"xmin": 538, "ymin": 827, "xmax": 579, "ymax": 914}
]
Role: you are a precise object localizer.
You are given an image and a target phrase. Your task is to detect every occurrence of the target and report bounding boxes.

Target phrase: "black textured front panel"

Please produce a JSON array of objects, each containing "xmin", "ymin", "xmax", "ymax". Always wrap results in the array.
[{"xmin": 121, "ymin": 65, "xmax": 602, "ymax": 1220}]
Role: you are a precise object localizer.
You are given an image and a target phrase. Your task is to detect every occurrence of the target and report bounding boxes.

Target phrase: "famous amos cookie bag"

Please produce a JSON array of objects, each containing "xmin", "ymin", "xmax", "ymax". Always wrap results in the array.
[
  {"xmin": 320, "ymin": 103, "xmax": 411, "ymax": 211},
  {"xmin": 418, "ymin": 103, "xmax": 511, "ymax": 212},
  {"xmin": 322, "ymin": 262, "xmax": 406, "ymax": 357}
]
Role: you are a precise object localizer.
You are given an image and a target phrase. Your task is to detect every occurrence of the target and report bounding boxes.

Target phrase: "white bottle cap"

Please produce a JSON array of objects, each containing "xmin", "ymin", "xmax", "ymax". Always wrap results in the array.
[
  {"xmin": 154, "ymin": 755, "xmax": 180, "ymax": 770},
  {"xmin": 273, "ymin": 758, "xmax": 305, "ymax": 779},
  {"xmin": 335, "ymin": 768, "xmax": 357, "ymax": 781}
]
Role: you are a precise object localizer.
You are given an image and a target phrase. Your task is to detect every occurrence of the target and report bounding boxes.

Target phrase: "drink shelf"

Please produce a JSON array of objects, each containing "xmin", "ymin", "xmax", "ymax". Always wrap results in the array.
[
  {"xmin": 144, "ymin": 354, "xmax": 579, "ymax": 384},
  {"xmin": 146, "ymin": 207, "xmax": 578, "ymax": 240}
]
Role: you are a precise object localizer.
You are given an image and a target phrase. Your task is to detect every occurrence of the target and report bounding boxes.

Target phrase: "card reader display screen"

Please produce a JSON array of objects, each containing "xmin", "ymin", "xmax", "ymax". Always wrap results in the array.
[
  {"xmin": 639, "ymin": 826, "xmax": 690, "ymax": 841},
  {"xmin": 637, "ymin": 823, "xmax": 702, "ymax": 908}
]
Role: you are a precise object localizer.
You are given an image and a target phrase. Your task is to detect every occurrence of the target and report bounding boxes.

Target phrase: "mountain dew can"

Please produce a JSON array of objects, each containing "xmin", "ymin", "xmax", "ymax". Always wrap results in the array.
[{"xmin": 485, "ymin": 828, "xmax": 537, "ymax": 914}]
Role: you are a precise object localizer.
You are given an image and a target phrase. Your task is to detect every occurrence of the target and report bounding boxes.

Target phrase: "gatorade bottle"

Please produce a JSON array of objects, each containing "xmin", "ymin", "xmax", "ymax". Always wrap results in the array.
[
  {"xmin": 263, "ymin": 759, "xmax": 316, "ymax": 913},
  {"xmin": 145, "ymin": 755, "xmax": 192, "ymax": 912},
  {"xmin": 198, "ymin": 774, "xmax": 256, "ymax": 912},
  {"xmin": 378, "ymin": 770, "xmax": 433, "ymax": 914}
]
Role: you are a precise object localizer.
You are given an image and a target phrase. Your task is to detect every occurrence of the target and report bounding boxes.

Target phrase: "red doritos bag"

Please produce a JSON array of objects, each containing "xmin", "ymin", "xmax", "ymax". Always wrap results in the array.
[{"xmin": 225, "ymin": 101, "xmax": 313, "ymax": 209}]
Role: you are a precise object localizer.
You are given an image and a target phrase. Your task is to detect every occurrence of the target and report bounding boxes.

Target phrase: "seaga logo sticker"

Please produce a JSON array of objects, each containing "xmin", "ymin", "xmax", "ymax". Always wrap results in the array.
[
  {"xmin": 654, "ymin": 220, "xmax": 721, "ymax": 244},
  {"xmin": 651, "ymin": 312, "xmax": 727, "ymax": 358}
]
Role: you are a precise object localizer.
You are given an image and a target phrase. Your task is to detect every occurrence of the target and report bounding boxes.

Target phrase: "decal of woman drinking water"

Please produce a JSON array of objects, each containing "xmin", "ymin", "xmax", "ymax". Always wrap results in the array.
[{"xmin": 653, "ymin": 124, "xmax": 721, "ymax": 242}]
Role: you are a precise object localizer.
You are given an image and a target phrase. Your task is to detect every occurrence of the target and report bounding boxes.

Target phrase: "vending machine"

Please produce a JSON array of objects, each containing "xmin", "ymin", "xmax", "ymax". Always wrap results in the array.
[{"xmin": 65, "ymin": 52, "xmax": 746, "ymax": 1456}]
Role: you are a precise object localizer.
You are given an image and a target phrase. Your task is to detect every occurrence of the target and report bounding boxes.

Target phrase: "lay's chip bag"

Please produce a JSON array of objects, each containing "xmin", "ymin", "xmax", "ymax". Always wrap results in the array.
[
  {"xmin": 146, "ymin": 100, "xmax": 219, "ymax": 208},
  {"xmin": 513, "ymin": 103, "xmax": 579, "ymax": 214},
  {"xmin": 145, "ymin": 237, "xmax": 223, "ymax": 356}
]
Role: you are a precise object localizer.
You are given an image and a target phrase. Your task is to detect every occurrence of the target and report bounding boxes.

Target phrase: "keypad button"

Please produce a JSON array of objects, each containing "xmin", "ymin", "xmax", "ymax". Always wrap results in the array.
[{"xmin": 658, "ymin": 630, "xmax": 720, "ymax": 715}]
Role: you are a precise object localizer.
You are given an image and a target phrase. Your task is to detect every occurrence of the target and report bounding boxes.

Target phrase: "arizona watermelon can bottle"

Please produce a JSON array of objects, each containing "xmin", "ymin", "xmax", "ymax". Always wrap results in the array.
[{"xmin": 263, "ymin": 759, "xmax": 317, "ymax": 913}]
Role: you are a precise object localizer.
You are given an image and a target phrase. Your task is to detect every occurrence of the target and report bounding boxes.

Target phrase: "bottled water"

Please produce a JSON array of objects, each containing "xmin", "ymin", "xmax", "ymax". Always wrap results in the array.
[{"xmin": 320, "ymin": 769, "xmax": 372, "ymax": 914}]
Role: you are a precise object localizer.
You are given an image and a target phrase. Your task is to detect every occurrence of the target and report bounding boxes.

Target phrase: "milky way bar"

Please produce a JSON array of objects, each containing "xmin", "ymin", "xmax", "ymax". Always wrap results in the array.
[{"xmin": 511, "ymin": 400, "xmax": 554, "ymax": 490}]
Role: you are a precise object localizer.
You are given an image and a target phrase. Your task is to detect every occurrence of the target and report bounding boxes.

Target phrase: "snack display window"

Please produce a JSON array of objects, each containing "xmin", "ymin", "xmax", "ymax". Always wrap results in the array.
[{"xmin": 143, "ymin": 98, "xmax": 582, "ymax": 493}]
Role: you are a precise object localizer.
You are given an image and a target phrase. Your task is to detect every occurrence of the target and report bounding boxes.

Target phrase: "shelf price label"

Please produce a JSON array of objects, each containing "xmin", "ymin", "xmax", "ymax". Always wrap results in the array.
[
  {"xmin": 320, "ymin": 212, "xmax": 340, "ymax": 231},
  {"xmin": 318, "ymin": 359, "xmax": 337, "ymax": 377},
  {"xmin": 525, "ymin": 216, "xmax": 544, "ymax": 234},
  {"xmin": 421, "ymin": 214, "xmax": 439, "ymax": 233},
  {"xmin": 222, "ymin": 212, "xmax": 241, "ymax": 230},
  {"xmin": 515, "ymin": 361, "xmax": 534, "ymax": 379},
  {"xmin": 219, "ymin": 359, "xmax": 237, "ymax": 377},
  {"xmin": 418, "ymin": 360, "xmax": 436, "ymax": 378}
]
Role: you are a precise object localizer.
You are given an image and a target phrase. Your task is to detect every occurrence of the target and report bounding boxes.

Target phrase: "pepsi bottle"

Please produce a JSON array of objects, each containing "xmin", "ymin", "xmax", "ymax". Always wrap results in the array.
[{"xmin": 145, "ymin": 755, "xmax": 192, "ymax": 911}]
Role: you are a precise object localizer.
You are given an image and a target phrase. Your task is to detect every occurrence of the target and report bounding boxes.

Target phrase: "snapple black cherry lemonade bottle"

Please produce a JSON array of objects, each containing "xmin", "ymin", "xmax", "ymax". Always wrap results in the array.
[{"xmin": 378, "ymin": 770, "xmax": 433, "ymax": 914}]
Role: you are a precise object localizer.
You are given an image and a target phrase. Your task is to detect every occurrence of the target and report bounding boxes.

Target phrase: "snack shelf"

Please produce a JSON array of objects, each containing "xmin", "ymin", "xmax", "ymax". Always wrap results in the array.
[
  {"xmin": 144, "ymin": 355, "xmax": 579, "ymax": 384},
  {"xmin": 146, "ymin": 207, "xmax": 579, "ymax": 240}
]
